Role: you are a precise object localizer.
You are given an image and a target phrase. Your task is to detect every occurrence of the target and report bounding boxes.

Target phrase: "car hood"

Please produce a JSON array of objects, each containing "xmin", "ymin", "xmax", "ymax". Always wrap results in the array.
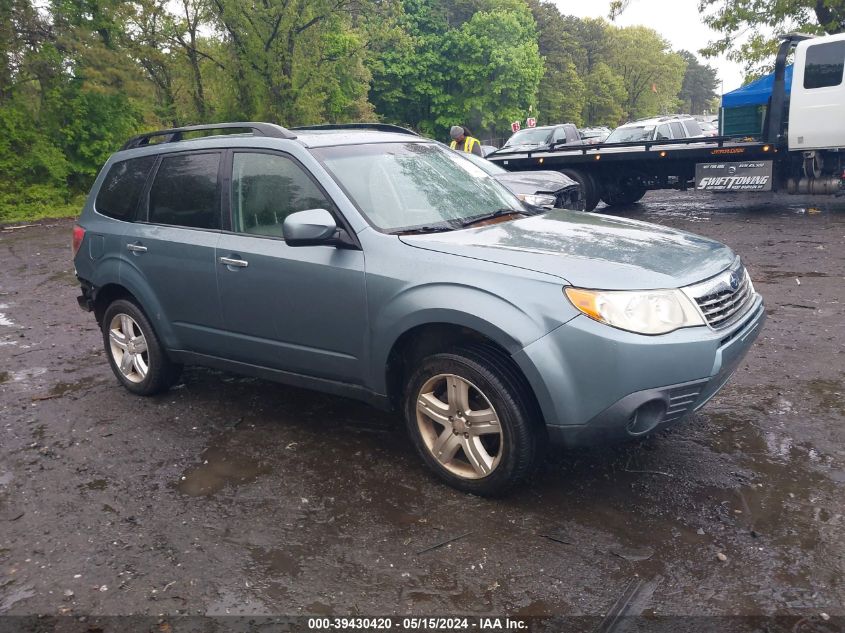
[
  {"xmin": 399, "ymin": 210, "xmax": 736, "ymax": 289},
  {"xmin": 493, "ymin": 171, "xmax": 577, "ymax": 195}
]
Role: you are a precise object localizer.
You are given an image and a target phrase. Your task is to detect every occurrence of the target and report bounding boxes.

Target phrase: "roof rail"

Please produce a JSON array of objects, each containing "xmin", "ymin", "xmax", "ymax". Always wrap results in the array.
[
  {"xmin": 291, "ymin": 123, "xmax": 419, "ymax": 136},
  {"xmin": 121, "ymin": 122, "xmax": 297, "ymax": 150}
]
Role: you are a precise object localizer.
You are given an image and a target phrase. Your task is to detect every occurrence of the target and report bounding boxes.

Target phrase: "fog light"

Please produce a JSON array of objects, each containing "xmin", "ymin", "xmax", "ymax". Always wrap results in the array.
[{"xmin": 626, "ymin": 400, "xmax": 667, "ymax": 435}]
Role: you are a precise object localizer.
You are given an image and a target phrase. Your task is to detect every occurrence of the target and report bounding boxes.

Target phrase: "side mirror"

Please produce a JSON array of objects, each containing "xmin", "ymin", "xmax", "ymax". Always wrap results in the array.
[{"xmin": 283, "ymin": 208, "xmax": 338, "ymax": 247}]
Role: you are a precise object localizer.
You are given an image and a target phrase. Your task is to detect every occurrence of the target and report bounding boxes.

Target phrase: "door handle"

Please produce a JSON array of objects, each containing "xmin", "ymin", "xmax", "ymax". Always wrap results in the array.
[
  {"xmin": 219, "ymin": 256, "xmax": 249, "ymax": 268},
  {"xmin": 126, "ymin": 243, "xmax": 147, "ymax": 253}
]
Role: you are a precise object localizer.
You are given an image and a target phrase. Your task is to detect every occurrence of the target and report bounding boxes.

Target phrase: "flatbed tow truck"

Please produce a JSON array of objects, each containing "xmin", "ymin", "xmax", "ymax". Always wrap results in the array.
[{"xmin": 487, "ymin": 33, "xmax": 845, "ymax": 211}]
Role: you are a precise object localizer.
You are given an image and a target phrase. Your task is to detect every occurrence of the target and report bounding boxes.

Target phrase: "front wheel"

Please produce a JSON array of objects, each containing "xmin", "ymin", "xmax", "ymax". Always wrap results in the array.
[
  {"xmin": 101, "ymin": 299, "xmax": 181, "ymax": 396},
  {"xmin": 404, "ymin": 347, "xmax": 541, "ymax": 496}
]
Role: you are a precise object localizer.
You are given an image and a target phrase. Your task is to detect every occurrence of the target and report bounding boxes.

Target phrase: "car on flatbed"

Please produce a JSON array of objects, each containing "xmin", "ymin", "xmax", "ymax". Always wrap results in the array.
[
  {"xmin": 605, "ymin": 115, "xmax": 705, "ymax": 144},
  {"xmin": 498, "ymin": 123, "xmax": 583, "ymax": 153},
  {"xmin": 72, "ymin": 121, "xmax": 765, "ymax": 495}
]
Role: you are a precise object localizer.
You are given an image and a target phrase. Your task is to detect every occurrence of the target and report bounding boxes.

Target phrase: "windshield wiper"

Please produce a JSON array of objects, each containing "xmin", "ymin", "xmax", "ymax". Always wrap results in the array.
[
  {"xmin": 393, "ymin": 224, "xmax": 456, "ymax": 235},
  {"xmin": 455, "ymin": 208, "xmax": 525, "ymax": 228}
]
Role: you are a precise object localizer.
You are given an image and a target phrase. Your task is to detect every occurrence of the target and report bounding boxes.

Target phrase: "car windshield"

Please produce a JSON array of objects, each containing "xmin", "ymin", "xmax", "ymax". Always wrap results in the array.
[
  {"xmin": 459, "ymin": 151, "xmax": 508, "ymax": 176},
  {"xmin": 606, "ymin": 126, "xmax": 655, "ymax": 143},
  {"xmin": 314, "ymin": 142, "xmax": 524, "ymax": 233},
  {"xmin": 504, "ymin": 128, "xmax": 552, "ymax": 146}
]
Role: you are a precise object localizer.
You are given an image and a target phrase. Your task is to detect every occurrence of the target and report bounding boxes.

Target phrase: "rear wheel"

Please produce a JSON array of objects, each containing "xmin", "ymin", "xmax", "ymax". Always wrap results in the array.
[
  {"xmin": 101, "ymin": 299, "xmax": 181, "ymax": 396},
  {"xmin": 601, "ymin": 182, "xmax": 647, "ymax": 207},
  {"xmin": 404, "ymin": 346, "xmax": 541, "ymax": 496},
  {"xmin": 561, "ymin": 169, "xmax": 601, "ymax": 211}
]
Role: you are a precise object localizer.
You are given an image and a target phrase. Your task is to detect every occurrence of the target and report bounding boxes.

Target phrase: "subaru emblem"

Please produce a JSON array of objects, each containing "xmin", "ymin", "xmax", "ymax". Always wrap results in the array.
[{"xmin": 729, "ymin": 272, "xmax": 740, "ymax": 290}]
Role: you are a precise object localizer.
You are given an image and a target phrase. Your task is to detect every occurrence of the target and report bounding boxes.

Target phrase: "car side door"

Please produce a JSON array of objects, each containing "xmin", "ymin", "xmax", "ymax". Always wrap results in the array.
[
  {"xmin": 214, "ymin": 149, "xmax": 367, "ymax": 384},
  {"xmin": 121, "ymin": 150, "xmax": 225, "ymax": 354}
]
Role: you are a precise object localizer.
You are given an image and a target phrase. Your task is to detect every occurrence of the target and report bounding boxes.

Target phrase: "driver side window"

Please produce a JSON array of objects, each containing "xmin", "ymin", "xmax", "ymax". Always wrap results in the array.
[
  {"xmin": 656, "ymin": 124, "xmax": 671, "ymax": 140},
  {"xmin": 231, "ymin": 152, "xmax": 334, "ymax": 238}
]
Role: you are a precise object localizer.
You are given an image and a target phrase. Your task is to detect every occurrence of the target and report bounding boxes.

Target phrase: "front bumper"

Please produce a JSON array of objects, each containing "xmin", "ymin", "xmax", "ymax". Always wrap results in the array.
[{"xmin": 513, "ymin": 296, "xmax": 765, "ymax": 446}]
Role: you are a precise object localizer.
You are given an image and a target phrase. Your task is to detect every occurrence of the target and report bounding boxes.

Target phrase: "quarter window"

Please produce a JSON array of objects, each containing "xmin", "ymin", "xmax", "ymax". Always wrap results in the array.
[
  {"xmin": 231, "ymin": 152, "xmax": 334, "ymax": 238},
  {"xmin": 682, "ymin": 119, "xmax": 703, "ymax": 136},
  {"xmin": 804, "ymin": 40, "xmax": 845, "ymax": 89},
  {"xmin": 95, "ymin": 156, "xmax": 157, "ymax": 221},
  {"xmin": 149, "ymin": 152, "xmax": 221, "ymax": 229},
  {"xmin": 670, "ymin": 122, "xmax": 686, "ymax": 138}
]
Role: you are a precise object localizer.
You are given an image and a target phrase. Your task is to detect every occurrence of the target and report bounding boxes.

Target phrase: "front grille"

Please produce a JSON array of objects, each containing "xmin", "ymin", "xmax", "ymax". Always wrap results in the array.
[{"xmin": 686, "ymin": 259, "xmax": 755, "ymax": 329}]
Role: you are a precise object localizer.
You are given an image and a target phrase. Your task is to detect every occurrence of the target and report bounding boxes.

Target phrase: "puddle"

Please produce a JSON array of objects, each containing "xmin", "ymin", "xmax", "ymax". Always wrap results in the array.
[
  {"xmin": 177, "ymin": 444, "xmax": 271, "ymax": 496},
  {"xmin": 250, "ymin": 546, "xmax": 304, "ymax": 577},
  {"xmin": 0, "ymin": 584, "xmax": 35, "ymax": 612},
  {"xmin": 41, "ymin": 377, "xmax": 106, "ymax": 399},
  {"xmin": 0, "ymin": 371, "xmax": 9, "ymax": 384},
  {"xmin": 0, "ymin": 313, "xmax": 14, "ymax": 327}
]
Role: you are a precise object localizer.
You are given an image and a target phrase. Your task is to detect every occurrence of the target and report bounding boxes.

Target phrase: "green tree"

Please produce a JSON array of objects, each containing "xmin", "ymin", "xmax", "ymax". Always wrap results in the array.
[
  {"xmin": 207, "ymin": 0, "xmax": 390, "ymax": 124},
  {"xmin": 607, "ymin": 25, "xmax": 687, "ymax": 119},
  {"xmin": 369, "ymin": 0, "xmax": 543, "ymax": 140},
  {"xmin": 583, "ymin": 61, "xmax": 626, "ymax": 126},
  {"xmin": 527, "ymin": 0, "xmax": 586, "ymax": 125},
  {"xmin": 699, "ymin": 0, "xmax": 845, "ymax": 73},
  {"xmin": 678, "ymin": 50, "xmax": 719, "ymax": 114}
]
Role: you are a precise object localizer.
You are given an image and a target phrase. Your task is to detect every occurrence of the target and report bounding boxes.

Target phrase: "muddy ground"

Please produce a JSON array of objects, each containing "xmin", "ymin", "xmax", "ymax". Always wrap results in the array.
[{"xmin": 0, "ymin": 191, "xmax": 843, "ymax": 626}]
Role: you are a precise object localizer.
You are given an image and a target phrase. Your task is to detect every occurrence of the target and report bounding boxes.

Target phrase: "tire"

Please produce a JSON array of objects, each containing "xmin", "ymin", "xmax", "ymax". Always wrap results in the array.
[
  {"xmin": 601, "ymin": 183, "xmax": 647, "ymax": 207},
  {"xmin": 403, "ymin": 345, "xmax": 542, "ymax": 496},
  {"xmin": 561, "ymin": 169, "xmax": 601, "ymax": 211},
  {"xmin": 101, "ymin": 299, "xmax": 182, "ymax": 396}
]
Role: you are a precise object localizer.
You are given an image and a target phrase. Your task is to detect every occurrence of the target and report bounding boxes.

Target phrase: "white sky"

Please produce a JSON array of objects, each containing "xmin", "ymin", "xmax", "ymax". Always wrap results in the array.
[{"xmin": 552, "ymin": 0, "xmax": 745, "ymax": 93}]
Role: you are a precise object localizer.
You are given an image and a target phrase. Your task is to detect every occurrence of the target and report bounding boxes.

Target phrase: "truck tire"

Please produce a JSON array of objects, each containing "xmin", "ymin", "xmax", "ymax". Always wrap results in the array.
[
  {"xmin": 602, "ymin": 184, "xmax": 647, "ymax": 207},
  {"xmin": 561, "ymin": 169, "xmax": 601, "ymax": 212}
]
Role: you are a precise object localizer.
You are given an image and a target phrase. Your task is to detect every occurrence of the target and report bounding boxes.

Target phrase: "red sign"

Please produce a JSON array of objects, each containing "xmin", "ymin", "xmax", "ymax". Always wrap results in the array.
[
  {"xmin": 527, "ymin": 117, "xmax": 536, "ymax": 128},
  {"xmin": 511, "ymin": 121, "xmax": 521, "ymax": 133}
]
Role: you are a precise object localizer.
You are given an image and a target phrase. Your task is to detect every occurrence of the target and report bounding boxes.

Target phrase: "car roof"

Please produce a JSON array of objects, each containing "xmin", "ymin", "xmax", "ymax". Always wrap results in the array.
[
  {"xmin": 112, "ymin": 121, "xmax": 429, "ymax": 159},
  {"xmin": 618, "ymin": 115, "xmax": 696, "ymax": 128}
]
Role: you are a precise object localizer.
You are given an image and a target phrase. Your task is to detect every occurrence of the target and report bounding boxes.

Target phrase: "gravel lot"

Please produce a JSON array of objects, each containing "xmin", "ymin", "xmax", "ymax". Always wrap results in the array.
[{"xmin": 0, "ymin": 191, "xmax": 843, "ymax": 628}]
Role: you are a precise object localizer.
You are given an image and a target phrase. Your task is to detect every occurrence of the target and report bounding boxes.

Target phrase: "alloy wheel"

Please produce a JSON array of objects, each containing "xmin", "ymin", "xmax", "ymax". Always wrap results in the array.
[
  {"xmin": 107, "ymin": 313, "xmax": 149, "ymax": 383},
  {"xmin": 415, "ymin": 373, "xmax": 503, "ymax": 479}
]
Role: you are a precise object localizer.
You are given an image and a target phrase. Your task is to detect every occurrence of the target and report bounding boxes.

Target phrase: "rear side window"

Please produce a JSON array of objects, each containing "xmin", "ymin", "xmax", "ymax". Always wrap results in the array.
[
  {"xmin": 95, "ymin": 156, "xmax": 156, "ymax": 221},
  {"xmin": 804, "ymin": 40, "xmax": 845, "ymax": 89},
  {"xmin": 669, "ymin": 122, "xmax": 686, "ymax": 138},
  {"xmin": 683, "ymin": 119, "xmax": 702, "ymax": 136},
  {"xmin": 148, "ymin": 152, "xmax": 221, "ymax": 229}
]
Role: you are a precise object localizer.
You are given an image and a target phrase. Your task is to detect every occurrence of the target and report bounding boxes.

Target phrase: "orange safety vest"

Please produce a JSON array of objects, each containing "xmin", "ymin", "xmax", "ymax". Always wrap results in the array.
[{"xmin": 450, "ymin": 136, "xmax": 480, "ymax": 153}]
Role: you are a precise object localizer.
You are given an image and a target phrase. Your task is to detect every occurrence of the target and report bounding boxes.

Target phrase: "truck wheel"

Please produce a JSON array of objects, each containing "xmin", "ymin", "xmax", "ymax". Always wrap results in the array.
[
  {"xmin": 101, "ymin": 299, "xmax": 182, "ymax": 396},
  {"xmin": 602, "ymin": 184, "xmax": 647, "ymax": 207},
  {"xmin": 561, "ymin": 169, "xmax": 601, "ymax": 212},
  {"xmin": 403, "ymin": 345, "xmax": 541, "ymax": 496}
]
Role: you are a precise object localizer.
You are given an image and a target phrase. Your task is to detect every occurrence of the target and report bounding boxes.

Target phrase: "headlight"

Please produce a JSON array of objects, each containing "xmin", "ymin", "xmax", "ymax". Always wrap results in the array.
[
  {"xmin": 564, "ymin": 287, "xmax": 705, "ymax": 335},
  {"xmin": 517, "ymin": 193, "xmax": 556, "ymax": 208}
]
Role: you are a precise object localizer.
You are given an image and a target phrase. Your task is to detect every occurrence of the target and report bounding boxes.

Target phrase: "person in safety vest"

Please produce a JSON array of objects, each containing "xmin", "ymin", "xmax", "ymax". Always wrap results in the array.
[{"xmin": 449, "ymin": 125, "xmax": 483, "ymax": 156}]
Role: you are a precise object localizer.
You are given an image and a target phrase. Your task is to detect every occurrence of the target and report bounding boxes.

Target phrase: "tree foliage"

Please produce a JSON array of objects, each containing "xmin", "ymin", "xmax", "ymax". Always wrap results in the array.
[
  {"xmin": 678, "ymin": 50, "xmax": 719, "ymax": 114},
  {"xmin": 0, "ymin": 0, "xmax": 695, "ymax": 221},
  {"xmin": 699, "ymin": 0, "xmax": 845, "ymax": 74}
]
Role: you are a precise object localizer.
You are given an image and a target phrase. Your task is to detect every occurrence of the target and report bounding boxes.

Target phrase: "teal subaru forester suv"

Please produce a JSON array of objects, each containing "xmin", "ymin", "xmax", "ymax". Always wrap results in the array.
[{"xmin": 72, "ymin": 122, "xmax": 765, "ymax": 495}]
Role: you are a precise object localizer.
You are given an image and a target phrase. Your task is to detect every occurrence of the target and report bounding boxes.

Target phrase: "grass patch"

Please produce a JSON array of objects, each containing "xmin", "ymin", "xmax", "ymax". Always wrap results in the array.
[{"xmin": 0, "ymin": 194, "xmax": 84, "ymax": 225}]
